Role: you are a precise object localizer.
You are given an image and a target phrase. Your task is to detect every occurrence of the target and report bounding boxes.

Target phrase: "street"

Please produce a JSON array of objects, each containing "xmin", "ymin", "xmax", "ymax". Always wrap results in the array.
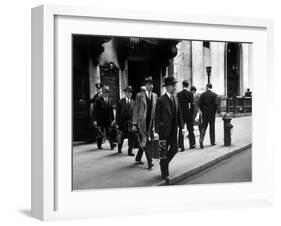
[
  {"xmin": 176, "ymin": 147, "xmax": 252, "ymax": 185},
  {"xmin": 72, "ymin": 116, "xmax": 252, "ymax": 189}
]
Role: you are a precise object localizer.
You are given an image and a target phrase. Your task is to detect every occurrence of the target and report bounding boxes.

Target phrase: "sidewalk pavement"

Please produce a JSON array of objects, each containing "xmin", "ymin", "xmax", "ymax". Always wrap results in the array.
[{"xmin": 73, "ymin": 116, "xmax": 252, "ymax": 190}]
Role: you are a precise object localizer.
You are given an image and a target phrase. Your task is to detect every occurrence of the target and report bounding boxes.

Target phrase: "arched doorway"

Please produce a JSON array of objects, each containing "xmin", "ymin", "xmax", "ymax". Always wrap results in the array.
[{"xmin": 226, "ymin": 43, "xmax": 242, "ymax": 97}]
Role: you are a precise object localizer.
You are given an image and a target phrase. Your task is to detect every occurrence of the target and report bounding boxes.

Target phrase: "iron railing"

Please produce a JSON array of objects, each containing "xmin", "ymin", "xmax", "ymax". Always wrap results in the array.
[{"xmin": 217, "ymin": 96, "xmax": 252, "ymax": 114}]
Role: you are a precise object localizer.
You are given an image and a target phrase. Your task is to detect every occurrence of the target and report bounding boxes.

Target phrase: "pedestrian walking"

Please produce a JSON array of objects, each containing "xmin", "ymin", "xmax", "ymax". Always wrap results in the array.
[
  {"xmin": 198, "ymin": 83, "xmax": 218, "ymax": 149},
  {"xmin": 116, "ymin": 86, "xmax": 135, "ymax": 156},
  {"xmin": 132, "ymin": 76, "xmax": 158, "ymax": 169},
  {"xmin": 177, "ymin": 80, "xmax": 196, "ymax": 151},
  {"xmin": 93, "ymin": 85, "xmax": 116, "ymax": 150},
  {"xmin": 89, "ymin": 83, "xmax": 103, "ymax": 142},
  {"xmin": 155, "ymin": 76, "xmax": 184, "ymax": 184}
]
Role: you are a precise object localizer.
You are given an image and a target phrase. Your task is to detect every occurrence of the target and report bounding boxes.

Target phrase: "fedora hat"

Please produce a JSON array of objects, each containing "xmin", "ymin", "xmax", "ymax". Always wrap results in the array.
[
  {"xmin": 191, "ymin": 86, "xmax": 197, "ymax": 91},
  {"xmin": 163, "ymin": 76, "xmax": 178, "ymax": 87},
  {"xmin": 102, "ymin": 85, "xmax": 110, "ymax": 92},
  {"xmin": 123, "ymin": 85, "xmax": 133, "ymax": 92},
  {"xmin": 144, "ymin": 76, "xmax": 154, "ymax": 84}
]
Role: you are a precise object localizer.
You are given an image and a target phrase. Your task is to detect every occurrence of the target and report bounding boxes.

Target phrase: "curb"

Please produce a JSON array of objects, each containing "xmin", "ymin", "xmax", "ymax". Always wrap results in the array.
[{"xmin": 154, "ymin": 143, "xmax": 252, "ymax": 186}]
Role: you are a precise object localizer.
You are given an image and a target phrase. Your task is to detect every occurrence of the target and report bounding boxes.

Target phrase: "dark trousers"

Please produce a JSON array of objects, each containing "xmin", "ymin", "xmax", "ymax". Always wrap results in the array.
[
  {"xmin": 135, "ymin": 146, "xmax": 152, "ymax": 164},
  {"xmin": 178, "ymin": 117, "xmax": 195, "ymax": 149},
  {"xmin": 200, "ymin": 113, "xmax": 216, "ymax": 145},
  {"xmin": 160, "ymin": 140, "xmax": 178, "ymax": 178},
  {"xmin": 118, "ymin": 131, "xmax": 133, "ymax": 154},
  {"xmin": 97, "ymin": 126, "xmax": 115, "ymax": 149}
]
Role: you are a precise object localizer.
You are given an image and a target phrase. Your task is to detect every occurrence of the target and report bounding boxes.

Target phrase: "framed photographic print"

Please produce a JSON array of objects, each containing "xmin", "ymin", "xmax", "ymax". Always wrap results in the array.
[{"xmin": 31, "ymin": 4, "xmax": 274, "ymax": 221}]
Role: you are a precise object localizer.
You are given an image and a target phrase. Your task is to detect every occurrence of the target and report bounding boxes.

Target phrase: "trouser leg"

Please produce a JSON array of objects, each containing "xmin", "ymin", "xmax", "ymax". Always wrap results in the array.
[
  {"xmin": 209, "ymin": 116, "xmax": 216, "ymax": 145},
  {"xmin": 178, "ymin": 121, "xmax": 186, "ymax": 150},
  {"xmin": 200, "ymin": 116, "xmax": 208, "ymax": 143},
  {"xmin": 160, "ymin": 140, "xmax": 178, "ymax": 178},
  {"xmin": 187, "ymin": 119, "xmax": 195, "ymax": 147},
  {"xmin": 144, "ymin": 147, "xmax": 152, "ymax": 165},
  {"xmin": 135, "ymin": 148, "xmax": 143, "ymax": 162},
  {"xmin": 127, "ymin": 132, "xmax": 134, "ymax": 154},
  {"xmin": 118, "ymin": 133, "xmax": 124, "ymax": 153},
  {"xmin": 97, "ymin": 138, "xmax": 102, "ymax": 149},
  {"xmin": 105, "ymin": 127, "xmax": 115, "ymax": 149},
  {"xmin": 96, "ymin": 126, "xmax": 104, "ymax": 148}
]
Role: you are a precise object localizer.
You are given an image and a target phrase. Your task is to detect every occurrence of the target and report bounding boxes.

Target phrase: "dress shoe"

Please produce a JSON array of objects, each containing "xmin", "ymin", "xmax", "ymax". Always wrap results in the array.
[
  {"xmin": 180, "ymin": 148, "xmax": 185, "ymax": 152},
  {"xmin": 199, "ymin": 141, "xmax": 204, "ymax": 149},
  {"xmin": 164, "ymin": 176, "xmax": 171, "ymax": 185},
  {"xmin": 190, "ymin": 145, "xmax": 196, "ymax": 149},
  {"xmin": 135, "ymin": 160, "xmax": 144, "ymax": 165},
  {"xmin": 211, "ymin": 143, "xmax": 216, "ymax": 146},
  {"xmin": 97, "ymin": 146, "xmax": 103, "ymax": 150},
  {"xmin": 110, "ymin": 143, "xmax": 116, "ymax": 150},
  {"xmin": 128, "ymin": 153, "xmax": 134, "ymax": 156},
  {"xmin": 148, "ymin": 162, "xmax": 154, "ymax": 169},
  {"xmin": 118, "ymin": 148, "xmax": 122, "ymax": 153}
]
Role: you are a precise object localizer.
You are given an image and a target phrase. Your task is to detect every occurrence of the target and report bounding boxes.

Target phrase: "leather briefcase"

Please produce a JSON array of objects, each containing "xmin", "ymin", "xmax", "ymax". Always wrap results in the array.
[{"xmin": 147, "ymin": 140, "xmax": 168, "ymax": 159}]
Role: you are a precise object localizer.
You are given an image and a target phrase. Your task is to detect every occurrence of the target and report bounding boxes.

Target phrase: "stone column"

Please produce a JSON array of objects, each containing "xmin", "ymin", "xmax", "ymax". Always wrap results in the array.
[
  {"xmin": 192, "ymin": 41, "xmax": 206, "ymax": 93},
  {"xmin": 248, "ymin": 44, "xmax": 253, "ymax": 91},
  {"xmin": 174, "ymin": 41, "xmax": 192, "ymax": 92},
  {"xmin": 119, "ymin": 60, "xmax": 128, "ymax": 99},
  {"xmin": 210, "ymin": 42, "xmax": 225, "ymax": 95},
  {"xmin": 88, "ymin": 58, "xmax": 100, "ymax": 99}
]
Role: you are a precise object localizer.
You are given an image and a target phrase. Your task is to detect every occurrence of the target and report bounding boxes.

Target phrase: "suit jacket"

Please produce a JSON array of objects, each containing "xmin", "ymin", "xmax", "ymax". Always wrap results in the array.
[
  {"xmin": 116, "ymin": 97, "xmax": 135, "ymax": 132},
  {"xmin": 155, "ymin": 93, "xmax": 184, "ymax": 143},
  {"xmin": 132, "ymin": 91, "xmax": 158, "ymax": 147},
  {"xmin": 90, "ymin": 92, "xmax": 102, "ymax": 107},
  {"xmin": 199, "ymin": 90, "xmax": 218, "ymax": 115},
  {"xmin": 93, "ymin": 96, "xmax": 114, "ymax": 127},
  {"xmin": 177, "ymin": 89, "xmax": 194, "ymax": 121}
]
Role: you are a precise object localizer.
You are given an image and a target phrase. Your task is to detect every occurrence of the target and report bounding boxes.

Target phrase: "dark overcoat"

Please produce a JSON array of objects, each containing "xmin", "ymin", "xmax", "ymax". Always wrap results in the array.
[
  {"xmin": 116, "ymin": 97, "xmax": 135, "ymax": 132},
  {"xmin": 93, "ymin": 96, "xmax": 114, "ymax": 127},
  {"xmin": 155, "ymin": 93, "xmax": 184, "ymax": 145}
]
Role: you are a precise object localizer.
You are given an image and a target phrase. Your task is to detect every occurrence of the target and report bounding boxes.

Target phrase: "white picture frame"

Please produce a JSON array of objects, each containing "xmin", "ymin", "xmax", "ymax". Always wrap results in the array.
[{"xmin": 31, "ymin": 4, "xmax": 274, "ymax": 221}]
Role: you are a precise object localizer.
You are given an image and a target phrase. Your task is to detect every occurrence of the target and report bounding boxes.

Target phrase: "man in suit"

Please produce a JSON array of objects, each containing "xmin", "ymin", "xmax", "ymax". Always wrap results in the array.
[
  {"xmin": 90, "ymin": 83, "xmax": 103, "ymax": 106},
  {"xmin": 132, "ymin": 76, "xmax": 158, "ymax": 169},
  {"xmin": 198, "ymin": 83, "xmax": 218, "ymax": 149},
  {"xmin": 89, "ymin": 83, "xmax": 103, "ymax": 142},
  {"xmin": 116, "ymin": 86, "xmax": 135, "ymax": 156},
  {"xmin": 93, "ymin": 85, "xmax": 116, "ymax": 150},
  {"xmin": 177, "ymin": 80, "xmax": 195, "ymax": 151},
  {"xmin": 155, "ymin": 77, "xmax": 184, "ymax": 184}
]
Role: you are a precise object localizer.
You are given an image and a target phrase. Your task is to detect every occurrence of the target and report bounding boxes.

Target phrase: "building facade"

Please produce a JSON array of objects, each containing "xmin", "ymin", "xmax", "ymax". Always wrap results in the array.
[{"xmin": 73, "ymin": 35, "xmax": 253, "ymax": 141}]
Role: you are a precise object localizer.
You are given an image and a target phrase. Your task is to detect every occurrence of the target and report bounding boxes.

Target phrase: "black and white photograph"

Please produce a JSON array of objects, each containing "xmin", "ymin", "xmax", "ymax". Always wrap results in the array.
[{"xmin": 72, "ymin": 35, "xmax": 253, "ymax": 190}]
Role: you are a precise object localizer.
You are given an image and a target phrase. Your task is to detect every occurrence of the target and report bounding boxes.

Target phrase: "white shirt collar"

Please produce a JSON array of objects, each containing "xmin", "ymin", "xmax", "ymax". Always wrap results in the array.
[
  {"xmin": 166, "ymin": 92, "xmax": 171, "ymax": 99},
  {"xmin": 145, "ymin": 90, "xmax": 151, "ymax": 98}
]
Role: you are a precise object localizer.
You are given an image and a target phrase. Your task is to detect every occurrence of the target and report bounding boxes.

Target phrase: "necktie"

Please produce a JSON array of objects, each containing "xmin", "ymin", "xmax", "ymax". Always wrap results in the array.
[{"xmin": 170, "ymin": 95, "xmax": 176, "ymax": 113}]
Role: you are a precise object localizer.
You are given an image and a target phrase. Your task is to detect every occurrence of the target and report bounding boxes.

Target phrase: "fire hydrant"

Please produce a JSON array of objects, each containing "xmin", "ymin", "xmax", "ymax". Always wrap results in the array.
[{"xmin": 222, "ymin": 112, "xmax": 234, "ymax": 146}]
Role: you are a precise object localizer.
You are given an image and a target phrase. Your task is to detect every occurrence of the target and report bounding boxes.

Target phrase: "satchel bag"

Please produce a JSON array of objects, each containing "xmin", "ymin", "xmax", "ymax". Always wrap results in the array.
[{"xmin": 147, "ymin": 139, "xmax": 168, "ymax": 160}]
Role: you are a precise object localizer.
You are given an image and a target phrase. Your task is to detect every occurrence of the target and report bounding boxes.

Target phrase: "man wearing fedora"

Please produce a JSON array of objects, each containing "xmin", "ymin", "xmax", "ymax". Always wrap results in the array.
[
  {"xmin": 116, "ymin": 86, "xmax": 135, "ymax": 156},
  {"xmin": 155, "ymin": 76, "xmax": 184, "ymax": 183},
  {"xmin": 89, "ymin": 83, "xmax": 103, "ymax": 142},
  {"xmin": 93, "ymin": 85, "xmax": 116, "ymax": 150},
  {"xmin": 177, "ymin": 80, "xmax": 196, "ymax": 151},
  {"xmin": 132, "ymin": 76, "xmax": 158, "ymax": 169},
  {"xmin": 90, "ymin": 83, "xmax": 103, "ymax": 106}
]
